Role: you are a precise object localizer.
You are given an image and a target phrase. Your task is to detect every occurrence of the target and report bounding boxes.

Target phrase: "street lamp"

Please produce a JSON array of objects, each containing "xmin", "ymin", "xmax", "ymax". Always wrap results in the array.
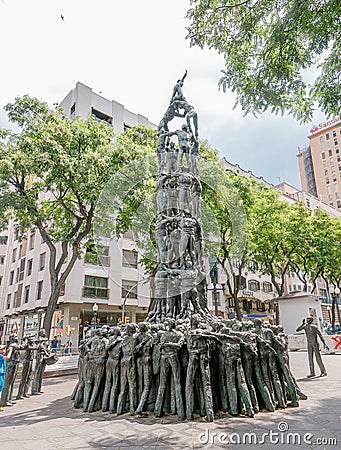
[
  {"xmin": 329, "ymin": 286, "xmax": 341, "ymax": 332},
  {"xmin": 209, "ymin": 254, "xmax": 220, "ymax": 317},
  {"xmin": 335, "ymin": 287, "xmax": 341, "ymax": 330},
  {"xmin": 92, "ymin": 303, "xmax": 98, "ymax": 331}
]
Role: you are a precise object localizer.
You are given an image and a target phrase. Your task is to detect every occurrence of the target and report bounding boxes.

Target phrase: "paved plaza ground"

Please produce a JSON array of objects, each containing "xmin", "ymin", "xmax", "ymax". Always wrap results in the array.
[{"xmin": 0, "ymin": 351, "xmax": 340, "ymax": 449}]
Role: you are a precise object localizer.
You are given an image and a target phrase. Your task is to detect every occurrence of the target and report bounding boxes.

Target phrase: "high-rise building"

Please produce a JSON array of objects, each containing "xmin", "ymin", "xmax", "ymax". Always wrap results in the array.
[{"xmin": 297, "ymin": 116, "xmax": 341, "ymax": 209}]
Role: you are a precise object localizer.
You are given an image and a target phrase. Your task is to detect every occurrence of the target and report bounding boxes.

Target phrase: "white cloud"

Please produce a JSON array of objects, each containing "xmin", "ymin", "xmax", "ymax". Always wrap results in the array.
[{"xmin": 0, "ymin": 0, "xmax": 327, "ymax": 188}]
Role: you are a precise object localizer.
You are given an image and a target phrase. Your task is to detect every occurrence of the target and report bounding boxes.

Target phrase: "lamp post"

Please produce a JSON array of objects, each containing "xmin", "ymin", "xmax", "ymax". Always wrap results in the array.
[
  {"xmin": 335, "ymin": 287, "xmax": 341, "ymax": 331},
  {"xmin": 328, "ymin": 286, "xmax": 341, "ymax": 332},
  {"xmin": 92, "ymin": 303, "xmax": 98, "ymax": 331},
  {"xmin": 209, "ymin": 254, "xmax": 220, "ymax": 317}
]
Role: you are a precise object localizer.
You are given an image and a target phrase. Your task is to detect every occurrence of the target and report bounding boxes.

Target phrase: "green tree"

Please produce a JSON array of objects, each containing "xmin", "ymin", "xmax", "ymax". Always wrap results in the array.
[
  {"xmin": 250, "ymin": 201, "xmax": 309, "ymax": 298},
  {"xmin": 186, "ymin": 0, "xmax": 341, "ymax": 123},
  {"xmin": 0, "ymin": 96, "xmax": 155, "ymax": 334}
]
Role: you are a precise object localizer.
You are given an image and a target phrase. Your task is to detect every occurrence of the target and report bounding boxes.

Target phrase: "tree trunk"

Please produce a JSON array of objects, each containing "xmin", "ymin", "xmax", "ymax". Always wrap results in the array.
[{"xmin": 42, "ymin": 289, "xmax": 61, "ymax": 335}]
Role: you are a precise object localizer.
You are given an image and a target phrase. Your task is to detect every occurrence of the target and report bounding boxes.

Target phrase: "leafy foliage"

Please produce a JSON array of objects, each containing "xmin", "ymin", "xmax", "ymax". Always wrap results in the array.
[{"xmin": 186, "ymin": 0, "xmax": 341, "ymax": 123}]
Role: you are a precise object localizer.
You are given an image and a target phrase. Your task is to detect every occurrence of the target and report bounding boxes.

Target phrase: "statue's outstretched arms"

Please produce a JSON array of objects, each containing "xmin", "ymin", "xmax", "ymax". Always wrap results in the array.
[{"xmin": 296, "ymin": 320, "xmax": 305, "ymax": 332}]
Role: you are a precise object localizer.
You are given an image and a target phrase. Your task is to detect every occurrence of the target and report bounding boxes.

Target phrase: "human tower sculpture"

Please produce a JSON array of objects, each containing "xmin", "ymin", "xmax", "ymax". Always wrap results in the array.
[{"xmin": 72, "ymin": 73, "xmax": 306, "ymax": 420}]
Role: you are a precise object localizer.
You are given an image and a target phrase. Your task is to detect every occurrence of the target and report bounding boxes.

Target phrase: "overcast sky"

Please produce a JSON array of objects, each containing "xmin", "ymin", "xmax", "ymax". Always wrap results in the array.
[{"xmin": 0, "ymin": 0, "xmax": 327, "ymax": 188}]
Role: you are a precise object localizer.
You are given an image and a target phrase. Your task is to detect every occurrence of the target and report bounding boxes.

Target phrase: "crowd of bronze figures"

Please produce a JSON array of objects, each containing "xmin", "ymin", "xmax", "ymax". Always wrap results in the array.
[
  {"xmin": 72, "ymin": 317, "xmax": 307, "ymax": 420},
  {"xmin": 0, "ymin": 328, "xmax": 57, "ymax": 408}
]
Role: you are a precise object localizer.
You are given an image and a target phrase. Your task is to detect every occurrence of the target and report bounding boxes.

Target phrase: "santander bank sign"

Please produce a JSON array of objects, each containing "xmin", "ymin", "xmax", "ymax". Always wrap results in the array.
[{"xmin": 310, "ymin": 116, "xmax": 340, "ymax": 134}]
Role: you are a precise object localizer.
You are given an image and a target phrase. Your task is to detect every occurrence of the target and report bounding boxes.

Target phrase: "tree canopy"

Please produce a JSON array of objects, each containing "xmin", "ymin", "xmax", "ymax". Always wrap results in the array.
[{"xmin": 186, "ymin": 0, "xmax": 341, "ymax": 123}]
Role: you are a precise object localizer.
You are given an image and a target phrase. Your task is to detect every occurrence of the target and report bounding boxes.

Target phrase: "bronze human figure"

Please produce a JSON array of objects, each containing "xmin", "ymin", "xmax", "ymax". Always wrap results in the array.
[
  {"xmin": 296, "ymin": 317, "xmax": 328, "ymax": 377},
  {"xmin": 0, "ymin": 334, "xmax": 21, "ymax": 407}
]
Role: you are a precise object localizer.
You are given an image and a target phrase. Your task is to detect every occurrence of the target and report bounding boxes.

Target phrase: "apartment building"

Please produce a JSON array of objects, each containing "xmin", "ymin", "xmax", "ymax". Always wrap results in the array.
[
  {"xmin": 297, "ymin": 116, "xmax": 341, "ymax": 209},
  {"xmin": 0, "ymin": 82, "xmax": 157, "ymax": 346}
]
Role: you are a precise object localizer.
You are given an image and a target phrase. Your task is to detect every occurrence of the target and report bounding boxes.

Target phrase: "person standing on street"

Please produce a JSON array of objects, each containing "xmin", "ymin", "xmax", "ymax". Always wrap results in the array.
[{"xmin": 0, "ymin": 345, "xmax": 13, "ymax": 412}]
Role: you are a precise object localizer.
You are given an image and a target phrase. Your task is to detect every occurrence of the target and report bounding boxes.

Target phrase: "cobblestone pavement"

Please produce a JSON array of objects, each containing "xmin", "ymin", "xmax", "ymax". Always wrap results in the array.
[{"xmin": 1, "ymin": 351, "xmax": 340, "ymax": 449}]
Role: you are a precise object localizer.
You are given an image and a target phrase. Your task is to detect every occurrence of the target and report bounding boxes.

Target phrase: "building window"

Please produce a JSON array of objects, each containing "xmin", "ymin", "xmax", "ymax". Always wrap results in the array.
[
  {"xmin": 12, "ymin": 248, "xmax": 17, "ymax": 262},
  {"xmin": 334, "ymin": 139, "xmax": 338, "ymax": 146},
  {"xmin": 16, "ymin": 268, "xmax": 20, "ymax": 283},
  {"xmin": 84, "ymin": 243, "xmax": 110, "ymax": 266},
  {"xmin": 247, "ymin": 261, "xmax": 258, "ymax": 272},
  {"xmin": 70, "ymin": 103, "xmax": 75, "ymax": 120},
  {"xmin": 336, "ymin": 148, "xmax": 340, "ymax": 154},
  {"xmin": 328, "ymin": 194, "xmax": 333, "ymax": 202},
  {"xmin": 124, "ymin": 123, "xmax": 131, "ymax": 132},
  {"xmin": 324, "ymin": 169, "xmax": 328, "ymax": 176},
  {"xmin": 327, "ymin": 185, "xmax": 331, "ymax": 194},
  {"xmin": 333, "ymin": 130, "xmax": 337, "ymax": 138},
  {"xmin": 337, "ymin": 156, "xmax": 341, "ymax": 162},
  {"xmin": 0, "ymin": 276, "xmax": 2, "ymax": 286},
  {"xmin": 333, "ymin": 175, "xmax": 337, "ymax": 182},
  {"xmin": 0, "ymin": 255, "xmax": 5, "ymax": 264},
  {"xmin": 123, "ymin": 229, "xmax": 134, "ymax": 239},
  {"xmin": 331, "ymin": 166, "xmax": 336, "ymax": 173},
  {"xmin": 122, "ymin": 249, "xmax": 138, "ymax": 268},
  {"xmin": 39, "ymin": 252, "xmax": 46, "ymax": 271},
  {"xmin": 329, "ymin": 149, "xmax": 333, "ymax": 156},
  {"xmin": 306, "ymin": 198, "xmax": 310, "ymax": 207},
  {"xmin": 334, "ymin": 184, "xmax": 338, "ymax": 191},
  {"xmin": 321, "ymin": 152, "xmax": 326, "ymax": 159},
  {"xmin": 337, "ymin": 200, "xmax": 341, "ymax": 209},
  {"xmin": 27, "ymin": 259, "xmax": 33, "ymax": 276},
  {"xmin": 24, "ymin": 286, "xmax": 30, "ymax": 304},
  {"xmin": 320, "ymin": 136, "xmax": 324, "ymax": 144},
  {"xmin": 122, "ymin": 280, "xmax": 138, "ymax": 299},
  {"xmin": 83, "ymin": 275, "xmax": 109, "ymax": 298},
  {"xmin": 0, "ymin": 236, "xmax": 8, "ymax": 245},
  {"xmin": 326, "ymin": 133, "xmax": 330, "ymax": 140},
  {"xmin": 263, "ymin": 282, "xmax": 273, "ymax": 293},
  {"xmin": 248, "ymin": 280, "xmax": 260, "ymax": 291},
  {"xmin": 29, "ymin": 233, "xmax": 35, "ymax": 250},
  {"xmin": 7, "ymin": 293, "xmax": 11, "ymax": 309},
  {"xmin": 326, "ymin": 177, "xmax": 330, "ymax": 184},
  {"xmin": 91, "ymin": 108, "xmax": 112, "ymax": 125},
  {"xmin": 36, "ymin": 281, "xmax": 43, "ymax": 300},
  {"xmin": 9, "ymin": 270, "xmax": 14, "ymax": 285},
  {"xmin": 19, "ymin": 258, "xmax": 25, "ymax": 281},
  {"xmin": 335, "ymin": 192, "xmax": 340, "ymax": 199},
  {"xmin": 330, "ymin": 157, "xmax": 334, "ymax": 164}
]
